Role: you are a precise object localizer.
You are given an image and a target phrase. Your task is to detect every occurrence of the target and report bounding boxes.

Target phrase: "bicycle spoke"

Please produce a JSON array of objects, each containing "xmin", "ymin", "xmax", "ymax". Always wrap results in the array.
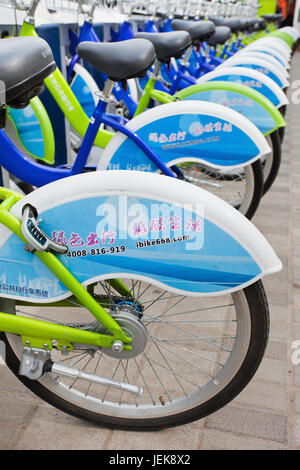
[
  {"xmin": 144, "ymin": 295, "xmax": 187, "ymax": 326},
  {"xmin": 68, "ymin": 354, "xmax": 93, "ymax": 390},
  {"xmin": 157, "ymin": 303, "xmax": 235, "ymax": 319},
  {"xmin": 142, "ymin": 290, "xmax": 168, "ymax": 312},
  {"xmin": 152, "ymin": 341, "xmax": 188, "ymax": 396},
  {"xmin": 134, "ymin": 357, "xmax": 156, "ymax": 405},
  {"xmin": 141, "ymin": 351, "xmax": 172, "ymax": 403},
  {"xmin": 144, "ymin": 353, "xmax": 201, "ymax": 389},
  {"xmin": 151, "ymin": 339, "xmax": 215, "ymax": 380},
  {"xmin": 101, "ymin": 359, "xmax": 122, "ymax": 403},
  {"xmin": 149, "ymin": 335, "xmax": 225, "ymax": 367}
]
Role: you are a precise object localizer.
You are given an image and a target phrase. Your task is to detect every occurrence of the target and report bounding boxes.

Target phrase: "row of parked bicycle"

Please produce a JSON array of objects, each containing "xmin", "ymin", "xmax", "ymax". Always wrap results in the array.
[
  {"xmin": 0, "ymin": 0, "xmax": 298, "ymax": 430},
  {"xmin": 1, "ymin": 0, "xmax": 295, "ymax": 221}
]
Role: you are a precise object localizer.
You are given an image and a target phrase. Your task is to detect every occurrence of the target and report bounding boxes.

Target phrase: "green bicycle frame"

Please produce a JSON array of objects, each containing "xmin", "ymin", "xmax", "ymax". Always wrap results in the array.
[
  {"xmin": 0, "ymin": 188, "xmax": 132, "ymax": 351},
  {"xmin": 7, "ymin": 96, "xmax": 55, "ymax": 165},
  {"xmin": 133, "ymin": 72, "xmax": 285, "ymax": 136},
  {"xmin": 20, "ymin": 22, "xmax": 114, "ymax": 149},
  {"xmin": 134, "ymin": 76, "xmax": 173, "ymax": 116}
]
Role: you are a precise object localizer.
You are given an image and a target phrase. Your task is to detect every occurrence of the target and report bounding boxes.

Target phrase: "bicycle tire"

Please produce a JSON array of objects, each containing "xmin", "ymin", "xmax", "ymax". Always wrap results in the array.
[{"xmin": 263, "ymin": 130, "xmax": 282, "ymax": 195}]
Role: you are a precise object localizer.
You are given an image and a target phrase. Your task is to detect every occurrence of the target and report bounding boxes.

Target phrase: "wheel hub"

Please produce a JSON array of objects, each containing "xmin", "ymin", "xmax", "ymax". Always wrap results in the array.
[
  {"xmin": 89, "ymin": 304, "xmax": 147, "ymax": 359},
  {"xmin": 104, "ymin": 311, "xmax": 147, "ymax": 359}
]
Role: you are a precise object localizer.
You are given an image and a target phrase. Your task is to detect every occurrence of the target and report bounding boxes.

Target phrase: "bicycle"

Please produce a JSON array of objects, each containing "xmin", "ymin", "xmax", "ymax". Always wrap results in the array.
[
  {"xmin": 0, "ymin": 35, "xmax": 282, "ymax": 424},
  {"xmin": 0, "ymin": 170, "xmax": 281, "ymax": 429}
]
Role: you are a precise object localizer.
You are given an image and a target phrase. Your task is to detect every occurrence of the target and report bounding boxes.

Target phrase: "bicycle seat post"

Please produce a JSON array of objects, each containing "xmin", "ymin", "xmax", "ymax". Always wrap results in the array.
[
  {"xmin": 151, "ymin": 60, "xmax": 163, "ymax": 81},
  {"xmin": 97, "ymin": 79, "xmax": 115, "ymax": 103},
  {"xmin": 180, "ymin": 44, "xmax": 194, "ymax": 68},
  {"xmin": 70, "ymin": 79, "xmax": 115, "ymax": 176},
  {"xmin": 25, "ymin": 0, "xmax": 40, "ymax": 24}
]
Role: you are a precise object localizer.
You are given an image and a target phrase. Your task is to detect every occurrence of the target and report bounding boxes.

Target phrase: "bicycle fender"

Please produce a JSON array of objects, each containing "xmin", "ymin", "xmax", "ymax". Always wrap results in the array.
[
  {"xmin": 173, "ymin": 81, "xmax": 285, "ymax": 136},
  {"xmin": 280, "ymin": 26, "xmax": 299, "ymax": 41},
  {"xmin": 255, "ymin": 37, "xmax": 291, "ymax": 60},
  {"xmin": 269, "ymin": 31, "xmax": 294, "ymax": 48},
  {"xmin": 0, "ymin": 171, "xmax": 282, "ymax": 302},
  {"xmin": 233, "ymin": 51, "xmax": 289, "ymax": 77},
  {"xmin": 254, "ymin": 37, "xmax": 291, "ymax": 59},
  {"xmin": 239, "ymin": 45, "xmax": 290, "ymax": 69},
  {"xmin": 219, "ymin": 56, "xmax": 289, "ymax": 89},
  {"xmin": 69, "ymin": 62, "xmax": 99, "ymax": 118},
  {"xmin": 197, "ymin": 67, "xmax": 289, "ymax": 109},
  {"xmin": 97, "ymin": 101, "xmax": 270, "ymax": 171}
]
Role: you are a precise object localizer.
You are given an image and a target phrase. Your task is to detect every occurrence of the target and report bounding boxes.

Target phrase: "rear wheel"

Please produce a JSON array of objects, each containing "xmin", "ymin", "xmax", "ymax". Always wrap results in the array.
[
  {"xmin": 1, "ymin": 278, "xmax": 269, "ymax": 430},
  {"xmin": 262, "ymin": 131, "xmax": 282, "ymax": 195},
  {"xmin": 175, "ymin": 159, "xmax": 263, "ymax": 219}
]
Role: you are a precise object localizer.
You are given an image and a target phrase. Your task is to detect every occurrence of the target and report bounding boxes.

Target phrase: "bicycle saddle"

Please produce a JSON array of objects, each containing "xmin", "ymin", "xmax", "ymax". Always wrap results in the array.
[
  {"xmin": 77, "ymin": 39, "xmax": 155, "ymax": 81},
  {"xmin": 208, "ymin": 26, "xmax": 232, "ymax": 46},
  {"xmin": 0, "ymin": 37, "xmax": 55, "ymax": 109},
  {"xmin": 171, "ymin": 20, "xmax": 215, "ymax": 45},
  {"xmin": 134, "ymin": 31, "xmax": 191, "ymax": 63},
  {"xmin": 274, "ymin": 14, "xmax": 284, "ymax": 21},
  {"xmin": 210, "ymin": 18, "xmax": 241, "ymax": 34},
  {"xmin": 261, "ymin": 14, "xmax": 283, "ymax": 22},
  {"xmin": 245, "ymin": 19, "xmax": 258, "ymax": 32},
  {"xmin": 237, "ymin": 20, "xmax": 252, "ymax": 32},
  {"xmin": 253, "ymin": 18, "xmax": 267, "ymax": 31}
]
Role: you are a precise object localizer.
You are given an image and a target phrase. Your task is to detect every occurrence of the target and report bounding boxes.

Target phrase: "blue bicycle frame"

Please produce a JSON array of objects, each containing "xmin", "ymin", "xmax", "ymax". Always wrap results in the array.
[{"xmin": 0, "ymin": 93, "xmax": 176, "ymax": 187}]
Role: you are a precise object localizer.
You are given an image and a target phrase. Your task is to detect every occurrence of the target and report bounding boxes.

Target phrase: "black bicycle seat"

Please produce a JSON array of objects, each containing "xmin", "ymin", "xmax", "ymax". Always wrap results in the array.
[
  {"xmin": 0, "ymin": 36, "xmax": 55, "ymax": 109},
  {"xmin": 208, "ymin": 26, "xmax": 232, "ymax": 46},
  {"xmin": 211, "ymin": 17, "xmax": 241, "ymax": 34},
  {"xmin": 253, "ymin": 18, "xmax": 267, "ymax": 31},
  {"xmin": 134, "ymin": 31, "xmax": 191, "ymax": 62},
  {"xmin": 238, "ymin": 20, "xmax": 252, "ymax": 32},
  {"xmin": 171, "ymin": 20, "xmax": 215, "ymax": 45},
  {"xmin": 77, "ymin": 39, "xmax": 155, "ymax": 81},
  {"xmin": 261, "ymin": 14, "xmax": 282, "ymax": 22},
  {"xmin": 274, "ymin": 13, "xmax": 284, "ymax": 21},
  {"xmin": 246, "ymin": 19, "xmax": 258, "ymax": 32}
]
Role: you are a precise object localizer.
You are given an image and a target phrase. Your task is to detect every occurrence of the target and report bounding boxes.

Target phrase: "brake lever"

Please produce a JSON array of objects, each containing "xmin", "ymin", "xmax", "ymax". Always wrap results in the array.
[{"xmin": 21, "ymin": 204, "xmax": 68, "ymax": 254}]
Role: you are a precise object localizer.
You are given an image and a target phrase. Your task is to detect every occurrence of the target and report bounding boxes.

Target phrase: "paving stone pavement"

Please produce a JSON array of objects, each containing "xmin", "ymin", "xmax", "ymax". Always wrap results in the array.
[{"xmin": 1, "ymin": 52, "xmax": 300, "ymax": 451}]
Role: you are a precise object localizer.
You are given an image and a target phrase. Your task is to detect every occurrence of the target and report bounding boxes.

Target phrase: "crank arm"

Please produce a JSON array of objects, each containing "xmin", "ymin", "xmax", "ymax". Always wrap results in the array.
[{"xmin": 45, "ymin": 361, "xmax": 143, "ymax": 397}]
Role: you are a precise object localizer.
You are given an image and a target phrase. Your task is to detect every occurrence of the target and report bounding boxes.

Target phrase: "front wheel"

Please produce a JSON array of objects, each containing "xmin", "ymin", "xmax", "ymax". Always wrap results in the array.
[{"xmin": 1, "ymin": 278, "xmax": 269, "ymax": 430}]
